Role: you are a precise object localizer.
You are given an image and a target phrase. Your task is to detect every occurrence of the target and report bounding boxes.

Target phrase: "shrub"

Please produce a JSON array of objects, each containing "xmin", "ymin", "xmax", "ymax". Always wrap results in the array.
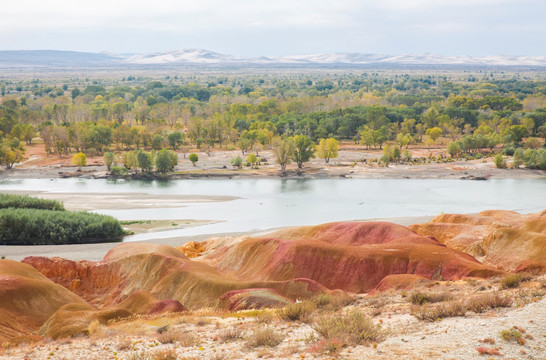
[
  {"xmin": 246, "ymin": 327, "xmax": 284, "ymax": 348},
  {"xmin": 500, "ymin": 328, "xmax": 524, "ymax": 344},
  {"xmin": 493, "ymin": 154, "xmax": 506, "ymax": 168},
  {"xmin": 110, "ymin": 166, "xmax": 128, "ymax": 177},
  {"xmin": 278, "ymin": 301, "xmax": 315, "ymax": 322},
  {"xmin": 502, "ymin": 147, "xmax": 515, "ymax": 156},
  {"xmin": 0, "ymin": 208, "xmax": 124, "ymax": 245},
  {"xmin": 501, "ymin": 274, "xmax": 524, "ymax": 289},
  {"xmin": 0, "ymin": 194, "xmax": 65, "ymax": 211},
  {"xmin": 314, "ymin": 310, "xmax": 385, "ymax": 346}
]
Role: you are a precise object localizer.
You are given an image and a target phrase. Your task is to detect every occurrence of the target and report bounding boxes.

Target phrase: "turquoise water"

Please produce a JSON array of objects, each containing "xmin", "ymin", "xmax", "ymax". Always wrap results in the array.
[{"xmin": 1, "ymin": 178, "xmax": 544, "ymax": 240}]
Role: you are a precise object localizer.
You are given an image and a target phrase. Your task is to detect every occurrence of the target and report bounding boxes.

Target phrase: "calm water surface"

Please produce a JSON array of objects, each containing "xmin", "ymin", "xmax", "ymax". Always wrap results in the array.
[{"xmin": 1, "ymin": 178, "xmax": 544, "ymax": 240}]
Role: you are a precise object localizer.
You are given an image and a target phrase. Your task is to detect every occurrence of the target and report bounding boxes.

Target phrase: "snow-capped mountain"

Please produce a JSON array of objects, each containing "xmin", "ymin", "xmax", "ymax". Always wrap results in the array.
[{"xmin": 1, "ymin": 49, "xmax": 544, "ymax": 67}]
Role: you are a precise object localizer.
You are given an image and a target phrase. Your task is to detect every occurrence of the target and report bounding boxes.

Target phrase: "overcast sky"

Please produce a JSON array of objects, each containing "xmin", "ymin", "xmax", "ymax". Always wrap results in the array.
[{"xmin": 0, "ymin": 0, "xmax": 544, "ymax": 56}]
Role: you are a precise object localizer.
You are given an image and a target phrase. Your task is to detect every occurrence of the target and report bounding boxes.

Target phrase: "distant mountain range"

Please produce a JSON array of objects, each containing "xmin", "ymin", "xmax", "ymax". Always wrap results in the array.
[{"xmin": 1, "ymin": 49, "xmax": 545, "ymax": 67}]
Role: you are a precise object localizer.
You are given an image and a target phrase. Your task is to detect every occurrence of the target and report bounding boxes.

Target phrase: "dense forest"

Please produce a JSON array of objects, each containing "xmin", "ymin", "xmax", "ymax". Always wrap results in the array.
[{"xmin": 1, "ymin": 70, "xmax": 545, "ymax": 171}]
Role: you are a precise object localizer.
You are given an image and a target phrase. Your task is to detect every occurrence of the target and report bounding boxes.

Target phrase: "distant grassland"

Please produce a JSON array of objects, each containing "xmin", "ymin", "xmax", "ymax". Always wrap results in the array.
[{"xmin": 0, "ymin": 193, "xmax": 124, "ymax": 245}]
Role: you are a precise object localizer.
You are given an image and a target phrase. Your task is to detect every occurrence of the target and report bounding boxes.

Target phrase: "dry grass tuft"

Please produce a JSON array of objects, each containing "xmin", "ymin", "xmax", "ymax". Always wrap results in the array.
[
  {"xmin": 255, "ymin": 311, "xmax": 275, "ymax": 324},
  {"xmin": 466, "ymin": 292, "xmax": 513, "ymax": 313},
  {"xmin": 219, "ymin": 327, "xmax": 243, "ymax": 343},
  {"xmin": 500, "ymin": 274, "xmax": 528, "ymax": 289},
  {"xmin": 151, "ymin": 349, "xmax": 178, "ymax": 360},
  {"xmin": 245, "ymin": 327, "xmax": 284, "ymax": 348},
  {"xmin": 129, "ymin": 351, "xmax": 152, "ymax": 360},
  {"xmin": 314, "ymin": 310, "xmax": 385, "ymax": 346},
  {"xmin": 413, "ymin": 301, "xmax": 467, "ymax": 321},
  {"xmin": 408, "ymin": 291, "xmax": 453, "ymax": 305},
  {"xmin": 278, "ymin": 301, "xmax": 315, "ymax": 323},
  {"xmin": 311, "ymin": 293, "xmax": 355, "ymax": 311},
  {"xmin": 117, "ymin": 338, "xmax": 133, "ymax": 351},
  {"xmin": 177, "ymin": 332, "xmax": 198, "ymax": 347},
  {"xmin": 157, "ymin": 331, "xmax": 179, "ymax": 344}
]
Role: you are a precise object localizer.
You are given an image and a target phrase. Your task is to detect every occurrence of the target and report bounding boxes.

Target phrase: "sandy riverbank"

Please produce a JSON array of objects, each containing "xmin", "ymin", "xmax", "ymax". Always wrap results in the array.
[
  {"xmin": 0, "ymin": 190, "xmax": 237, "ymax": 210},
  {"xmin": 1, "ymin": 147, "xmax": 544, "ymax": 180}
]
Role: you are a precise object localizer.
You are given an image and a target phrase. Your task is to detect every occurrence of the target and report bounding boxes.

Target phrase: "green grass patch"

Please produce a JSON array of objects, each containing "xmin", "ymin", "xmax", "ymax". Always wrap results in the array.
[
  {"xmin": 0, "ymin": 193, "xmax": 65, "ymax": 211},
  {"xmin": 0, "ymin": 208, "xmax": 124, "ymax": 245},
  {"xmin": 120, "ymin": 220, "xmax": 152, "ymax": 225}
]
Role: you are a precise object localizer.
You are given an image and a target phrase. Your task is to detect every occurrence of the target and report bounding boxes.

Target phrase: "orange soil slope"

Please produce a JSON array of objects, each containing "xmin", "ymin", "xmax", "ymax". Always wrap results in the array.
[
  {"xmin": 0, "ymin": 260, "xmax": 87, "ymax": 342},
  {"xmin": 409, "ymin": 210, "xmax": 546, "ymax": 271},
  {"xmin": 203, "ymin": 221, "xmax": 502, "ymax": 293},
  {"xmin": 23, "ymin": 243, "xmax": 328, "ymax": 311}
]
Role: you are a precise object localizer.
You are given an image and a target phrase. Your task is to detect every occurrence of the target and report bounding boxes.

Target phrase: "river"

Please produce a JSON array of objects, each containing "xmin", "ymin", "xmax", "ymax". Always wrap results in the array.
[{"xmin": 1, "ymin": 178, "xmax": 544, "ymax": 241}]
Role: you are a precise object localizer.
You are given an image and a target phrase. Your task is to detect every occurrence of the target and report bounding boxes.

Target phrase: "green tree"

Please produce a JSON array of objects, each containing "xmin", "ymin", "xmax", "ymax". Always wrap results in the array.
[
  {"xmin": 189, "ymin": 153, "xmax": 198, "ymax": 166},
  {"xmin": 505, "ymin": 125, "xmax": 528, "ymax": 145},
  {"xmin": 447, "ymin": 141, "xmax": 462, "ymax": 157},
  {"xmin": 231, "ymin": 155, "xmax": 242, "ymax": 169},
  {"xmin": 272, "ymin": 137, "xmax": 294, "ymax": 173},
  {"xmin": 103, "ymin": 151, "xmax": 115, "ymax": 170},
  {"xmin": 512, "ymin": 148, "xmax": 525, "ymax": 168},
  {"xmin": 425, "ymin": 127, "xmax": 443, "ymax": 143},
  {"xmin": 156, "ymin": 149, "xmax": 178, "ymax": 174},
  {"xmin": 72, "ymin": 152, "xmax": 87, "ymax": 168},
  {"xmin": 151, "ymin": 134, "xmax": 165, "ymax": 151},
  {"xmin": 137, "ymin": 151, "xmax": 153, "ymax": 172},
  {"xmin": 316, "ymin": 138, "xmax": 339, "ymax": 163},
  {"xmin": 167, "ymin": 131, "xmax": 185, "ymax": 150},
  {"xmin": 396, "ymin": 133, "xmax": 412, "ymax": 149},
  {"xmin": 246, "ymin": 153, "xmax": 258, "ymax": 168},
  {"xmin": 292, "ymin": 135, "xmax": 315, "ymax": 169}
]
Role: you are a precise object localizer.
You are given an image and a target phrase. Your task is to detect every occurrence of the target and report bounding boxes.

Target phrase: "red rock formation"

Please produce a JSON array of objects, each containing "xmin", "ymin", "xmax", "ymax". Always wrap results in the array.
[
  {"xmin": 23, "ymin": 243, "xmax": 328, "ymax": 311},
  {"xmin": 205, "ymin": 222, "xmax": 502, "ymax": 293},
  {"xmin": 410, "ymin": 210, "xmax": 546, "ymax": 270}
]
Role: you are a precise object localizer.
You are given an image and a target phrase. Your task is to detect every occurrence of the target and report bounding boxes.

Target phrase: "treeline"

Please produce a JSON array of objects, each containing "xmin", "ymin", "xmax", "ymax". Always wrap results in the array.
[
  {"xmin": 0, "ymin": 194, "xmax": 124, "ymax": 245},
  {"xmin": 0, "ymin": 73, "xmax": 545, "ymax": 170}
]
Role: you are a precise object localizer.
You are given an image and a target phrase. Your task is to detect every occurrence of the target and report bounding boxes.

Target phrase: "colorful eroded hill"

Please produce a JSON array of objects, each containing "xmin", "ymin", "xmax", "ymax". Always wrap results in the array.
[{"xmin": 1, "ymin": 211, "xmax": 544, "ymax": 343}]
